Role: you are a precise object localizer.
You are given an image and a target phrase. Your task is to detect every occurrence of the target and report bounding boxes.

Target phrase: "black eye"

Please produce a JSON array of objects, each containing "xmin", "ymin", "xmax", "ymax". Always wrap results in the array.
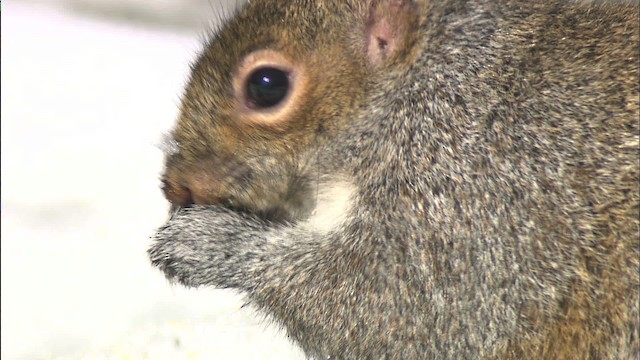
[{"xmin": 246, "ymin": 67, "xmax": 289, "ymax": 108}]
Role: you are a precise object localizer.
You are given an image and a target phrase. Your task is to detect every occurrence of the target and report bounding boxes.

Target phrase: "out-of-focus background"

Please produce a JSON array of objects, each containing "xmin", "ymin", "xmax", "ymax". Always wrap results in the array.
[{"xmin": 1, "ymin": 1, "xmax": 305, "ymax": 359}]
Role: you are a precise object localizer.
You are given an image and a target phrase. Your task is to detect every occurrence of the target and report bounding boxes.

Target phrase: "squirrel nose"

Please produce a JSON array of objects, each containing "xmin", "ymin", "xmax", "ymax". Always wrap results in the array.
[
  {"xmin": 162, "ymin": 173, "xmax": 224, "ymax": 206},
  {"xmin": 162, "ymin": 178, "xmax": 195, "ymax": 206}
]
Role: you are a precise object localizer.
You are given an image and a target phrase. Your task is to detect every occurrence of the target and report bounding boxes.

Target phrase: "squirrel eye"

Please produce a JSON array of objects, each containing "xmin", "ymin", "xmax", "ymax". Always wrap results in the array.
[{"xmin": 246, "ymin": 67, "xmax": 289, "ymax": 108}]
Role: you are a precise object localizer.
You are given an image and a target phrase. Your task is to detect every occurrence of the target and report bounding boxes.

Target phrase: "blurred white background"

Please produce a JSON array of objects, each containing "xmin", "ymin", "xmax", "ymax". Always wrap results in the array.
[{"xmin": 1, "ymin": 1, "xmax": 305, "ymax": 359}]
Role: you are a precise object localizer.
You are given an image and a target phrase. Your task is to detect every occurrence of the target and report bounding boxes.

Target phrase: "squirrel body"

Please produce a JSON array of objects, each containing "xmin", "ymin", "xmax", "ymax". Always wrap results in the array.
[{"xmin": 150, "ymin": 1, "xmax": 640, "ymax": 358}]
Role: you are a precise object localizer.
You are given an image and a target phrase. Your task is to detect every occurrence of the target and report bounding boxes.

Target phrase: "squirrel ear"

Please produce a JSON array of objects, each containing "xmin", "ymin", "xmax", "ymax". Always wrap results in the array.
[{"xmin": 365, "ymin": 0, "xmax": 419, "ymax": 67}]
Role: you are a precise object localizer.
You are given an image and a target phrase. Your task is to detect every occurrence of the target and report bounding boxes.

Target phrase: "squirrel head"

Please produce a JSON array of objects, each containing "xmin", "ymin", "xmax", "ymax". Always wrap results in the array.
[{"xmin": 161, "ymin": 0, "xmax": 421, "ymax": 221}]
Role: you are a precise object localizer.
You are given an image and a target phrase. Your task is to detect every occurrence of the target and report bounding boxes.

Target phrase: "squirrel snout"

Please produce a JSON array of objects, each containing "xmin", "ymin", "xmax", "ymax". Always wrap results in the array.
[
  {"xmin": 162, "ymin": 177, "xmax": 195, "ymax": 206},
  {"xmin": 161, "ymin": 157, "xmax": 251, "ymax": 207},
  {"xmin": 162, "ymin": 174, "xmax": 223, "ymax": 206}
]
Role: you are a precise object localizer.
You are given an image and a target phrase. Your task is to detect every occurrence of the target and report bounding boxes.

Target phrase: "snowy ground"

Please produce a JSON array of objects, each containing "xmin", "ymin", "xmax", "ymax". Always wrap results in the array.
[{"xmin": 1, "ymin": 3, "xmax": 305, "ymax": 359}]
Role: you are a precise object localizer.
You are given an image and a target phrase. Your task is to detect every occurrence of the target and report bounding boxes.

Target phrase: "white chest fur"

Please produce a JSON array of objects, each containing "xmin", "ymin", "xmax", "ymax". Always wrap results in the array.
[{"xmin": 301, "ymin": 179, "xmax": 356, "ymax": 234}]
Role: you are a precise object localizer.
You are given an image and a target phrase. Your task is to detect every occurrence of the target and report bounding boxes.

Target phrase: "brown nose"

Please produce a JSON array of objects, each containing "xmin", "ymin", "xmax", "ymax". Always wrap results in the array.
[
  {"xmin": 162, "ymin": 178, "xmax": 195, "ymax": 206},
  {"xmin": 161, "ymin": 171, "xmax": 225, "ymax": 206}
]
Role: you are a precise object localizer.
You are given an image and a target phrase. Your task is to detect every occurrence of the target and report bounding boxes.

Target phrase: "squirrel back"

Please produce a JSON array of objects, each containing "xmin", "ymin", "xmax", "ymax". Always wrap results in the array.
[
  {"xmin": 345, "ymin": 1, "xmax": 639, "ymax": 358},
  {"xmin": 150, "ymin": 1, "xmax": 639, "ymax": 358}
]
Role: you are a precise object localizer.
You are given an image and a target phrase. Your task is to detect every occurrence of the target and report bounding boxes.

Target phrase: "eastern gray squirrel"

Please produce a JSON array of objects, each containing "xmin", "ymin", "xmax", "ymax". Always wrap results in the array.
[{"xmin": 149, "ymin": 0, "xmax": 640, "ymax": 358}]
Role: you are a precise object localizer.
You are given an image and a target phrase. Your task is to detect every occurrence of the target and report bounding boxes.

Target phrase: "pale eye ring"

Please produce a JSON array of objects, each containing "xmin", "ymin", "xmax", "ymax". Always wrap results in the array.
[{"xmin": 233, "ymin": 49, "xmax": 307, "ymax": 126}]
